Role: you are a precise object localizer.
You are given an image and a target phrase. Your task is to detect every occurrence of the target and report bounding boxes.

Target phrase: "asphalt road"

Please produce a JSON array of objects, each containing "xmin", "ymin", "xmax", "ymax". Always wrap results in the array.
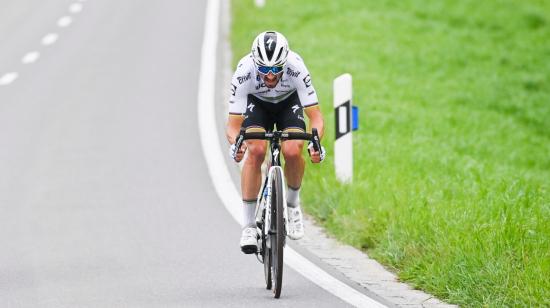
[{"xmin": 0, "ymin": 1, "xmax": 352, "ymax": 307}]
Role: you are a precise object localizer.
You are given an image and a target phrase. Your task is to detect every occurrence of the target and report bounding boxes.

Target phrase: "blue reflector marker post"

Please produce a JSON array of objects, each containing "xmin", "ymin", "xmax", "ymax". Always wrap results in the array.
[
  {"xmin": 333, "ymin": 74, "xmax": 353, "ymax": 183},
  {"xmin": 352, "ymin": 106, "xmax": 359, "ymax": 131}
]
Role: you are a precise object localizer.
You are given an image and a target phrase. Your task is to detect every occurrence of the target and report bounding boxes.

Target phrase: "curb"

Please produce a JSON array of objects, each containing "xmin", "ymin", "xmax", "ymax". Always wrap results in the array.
[{"xmin": 297, "ymin": 215, "xmax": 457, "ymax": 307}]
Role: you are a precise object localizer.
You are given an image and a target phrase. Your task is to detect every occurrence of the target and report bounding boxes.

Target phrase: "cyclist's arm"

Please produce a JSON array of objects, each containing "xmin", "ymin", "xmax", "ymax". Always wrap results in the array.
[
  {"xmin": 304, "ymin": 105, "xmax": 324, "ymax": 140},
  {"xmin": 286, "ymin": 52, "xmax": 322, "ymax": 137},
  {"xmin": 226, "ymin": 114, "xmax": 244, "ymax": 144},
  {"xmin": 227, "ymin": 56, "xmax": 253, "ymax": 143}
]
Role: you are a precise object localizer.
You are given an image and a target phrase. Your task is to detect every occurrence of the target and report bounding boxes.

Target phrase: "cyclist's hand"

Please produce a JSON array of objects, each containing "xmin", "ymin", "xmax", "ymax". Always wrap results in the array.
[
  {"xmin": 308, "ymin": 142, "xmax": 326, "ymax": 163},
  {"xmin": 230, "ymin": 143, "xmax": 247, "ymax": 162}
]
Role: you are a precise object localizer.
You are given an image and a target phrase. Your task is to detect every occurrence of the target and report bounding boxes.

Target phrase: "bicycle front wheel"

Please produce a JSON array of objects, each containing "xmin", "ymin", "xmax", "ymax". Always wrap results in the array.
[
  {"xmin": 270, "ymin": 167, "xmax": 285, "ymax": 298},
  {"xmin": 262, "ymin": 201, "xmax": 272, "ymax": 290}
]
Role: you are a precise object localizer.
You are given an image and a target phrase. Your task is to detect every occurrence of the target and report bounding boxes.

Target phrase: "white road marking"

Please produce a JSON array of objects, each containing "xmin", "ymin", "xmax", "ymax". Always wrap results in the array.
[
  {"xmin": 3, "ymin": 3, "xmax": 89, "ymax": 88},
  {"xmin": 42, "ymin": 33, "xmax": 59, "ymax": 46},
  {"xmin": 22, "ymin": 51, "xmax": 40, "ymax": 64},
  {"xmin": 198, "ymin": 0, "xmax": 243, "ymax": 225},
  {"xmin": 57, "ymin": 16, "xmax": 73, "ymax": 27},
  {"xmin": 0, "ymin": 72, "xmax": 19, "ymax": 86},
  {"xmin": 69, "ymin": 3, "xmax": 83, "ymax": 13},
  {"xmin": 197, "ymin": 0, "xmax": 387, "ymax": 307}
]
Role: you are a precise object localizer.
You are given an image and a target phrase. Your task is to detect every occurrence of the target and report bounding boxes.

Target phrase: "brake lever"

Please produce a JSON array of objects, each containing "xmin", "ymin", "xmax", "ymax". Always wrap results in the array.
[
  {"xmin": 233, "ymin": 128, "xmax": 246, "ymax": 158},
  {"xmin": 311, "ymin": 128, "xmax": 321, "ymax": 153}
]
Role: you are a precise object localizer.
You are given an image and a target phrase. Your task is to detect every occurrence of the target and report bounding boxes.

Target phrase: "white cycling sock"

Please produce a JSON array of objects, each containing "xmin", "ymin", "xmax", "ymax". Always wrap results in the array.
[
  {"xmin": 287, "ymin": 186, "xmax": 300, "ymax": 208},
  {"xmin": 242, "ymin": 200, "xmax": 257, "ymax": 228}
]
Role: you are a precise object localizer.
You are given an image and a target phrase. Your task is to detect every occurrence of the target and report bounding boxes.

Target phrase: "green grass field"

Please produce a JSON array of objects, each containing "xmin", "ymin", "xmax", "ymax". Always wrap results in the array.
[{"xmin": 230, "ymin": 0, "xmax": 550, "ymax": 306}]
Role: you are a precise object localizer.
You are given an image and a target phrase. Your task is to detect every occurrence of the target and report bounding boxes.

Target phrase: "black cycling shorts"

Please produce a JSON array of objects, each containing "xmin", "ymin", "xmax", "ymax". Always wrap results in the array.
[{"xmin": 242, "ymin": 91, "xmax": 306, "ymax": 132}]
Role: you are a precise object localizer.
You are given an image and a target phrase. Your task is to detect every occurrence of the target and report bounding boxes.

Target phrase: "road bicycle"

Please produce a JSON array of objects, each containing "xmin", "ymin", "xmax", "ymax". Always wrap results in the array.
[{"xmin": 233, "ymin": 128, "xmax": 322, "ymax": 298}]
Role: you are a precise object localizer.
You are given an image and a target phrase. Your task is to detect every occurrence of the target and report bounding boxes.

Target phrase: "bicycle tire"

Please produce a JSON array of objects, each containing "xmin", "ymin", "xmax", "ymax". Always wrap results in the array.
[
  {"xmin": 270, "ymin": 167, "xmax": 285, "ymax": 298},
  {"xmin": 262, "ymin": 201, "xmax": 272, "ymax": 290}
]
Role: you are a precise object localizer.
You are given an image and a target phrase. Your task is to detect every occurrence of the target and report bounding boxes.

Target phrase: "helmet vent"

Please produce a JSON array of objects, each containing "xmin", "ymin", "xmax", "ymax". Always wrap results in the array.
[
  {"xmin": 256, "ymin": 46, "xmax": 264, "ymax": 61},
  {"xmin": 275, "ymin": 47, "xmax": 283, "ymax": 64},
  {"xmin": 264, "ymin": 33, "xmax": 277, "ymax": 61}
]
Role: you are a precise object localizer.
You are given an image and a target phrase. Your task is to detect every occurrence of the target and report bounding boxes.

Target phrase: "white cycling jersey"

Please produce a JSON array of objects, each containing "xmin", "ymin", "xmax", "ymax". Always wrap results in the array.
[{"xmin": 228, "ymin": 50, "xmax": 319, "ymax": 115}]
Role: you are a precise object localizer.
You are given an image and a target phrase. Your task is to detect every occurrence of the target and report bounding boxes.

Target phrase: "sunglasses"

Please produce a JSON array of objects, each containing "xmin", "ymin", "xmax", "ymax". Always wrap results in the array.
[{"xmin": 257, "ymin": 65, "xmax": 284, "ymax": 75}]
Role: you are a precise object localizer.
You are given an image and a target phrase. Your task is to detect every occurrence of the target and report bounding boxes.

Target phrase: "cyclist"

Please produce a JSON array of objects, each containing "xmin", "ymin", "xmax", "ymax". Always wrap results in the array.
[{"xmin": 226, "ymin": 31, "xmax": 326, "ymax": 254}]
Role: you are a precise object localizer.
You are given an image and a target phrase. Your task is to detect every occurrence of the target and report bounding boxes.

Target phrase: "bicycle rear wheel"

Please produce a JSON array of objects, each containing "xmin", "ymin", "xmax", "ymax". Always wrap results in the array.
[{"xmin": 270, "ymin": 167, "xmax": 285, "ymax": 298}]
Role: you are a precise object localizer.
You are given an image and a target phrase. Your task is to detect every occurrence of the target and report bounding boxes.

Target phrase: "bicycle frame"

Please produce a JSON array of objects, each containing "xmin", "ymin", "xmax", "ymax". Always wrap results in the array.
[{"xmin": 256, "ymin": 133, "xmax": 288, "ymax": 249}]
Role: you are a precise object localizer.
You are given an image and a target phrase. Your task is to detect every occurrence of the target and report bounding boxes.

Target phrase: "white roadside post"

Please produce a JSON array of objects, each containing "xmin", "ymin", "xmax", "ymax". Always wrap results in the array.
[
  {"xmin": 254, "ymin": 0, "xmax": 265, "ymax": 8},
  {"xmin": 334, "ymin": 74, "xmax": 353, "ymax": 183}
]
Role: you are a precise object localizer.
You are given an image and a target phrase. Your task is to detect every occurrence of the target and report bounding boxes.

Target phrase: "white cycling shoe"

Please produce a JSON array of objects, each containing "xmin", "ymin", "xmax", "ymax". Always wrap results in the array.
[
  {"xmin": 240, "ymin": 227, "xmax": 258, "ymax": 254},
  {"xmin": 287, "ymin": 206, "xmax": 305, "ymax": 240}
]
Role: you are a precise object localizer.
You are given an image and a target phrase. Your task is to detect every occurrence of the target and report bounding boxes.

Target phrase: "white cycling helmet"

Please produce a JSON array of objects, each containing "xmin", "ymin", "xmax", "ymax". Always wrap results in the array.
[{"xmin": 251, "ymin": 31, "xmax": 289, "ymax": 68}]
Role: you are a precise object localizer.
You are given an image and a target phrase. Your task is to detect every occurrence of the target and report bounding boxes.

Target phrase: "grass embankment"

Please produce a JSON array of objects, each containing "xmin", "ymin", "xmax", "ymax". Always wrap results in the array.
[{"xmin": 230, "ymin": 0, "xmax": 550, "ymax": 306}]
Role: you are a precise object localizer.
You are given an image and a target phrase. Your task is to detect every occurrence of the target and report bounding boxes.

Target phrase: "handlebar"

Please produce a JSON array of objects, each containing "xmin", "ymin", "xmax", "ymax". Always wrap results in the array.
[{"xmin": 232, "ymin": 128, "xmax": 321, "ymax": 158}]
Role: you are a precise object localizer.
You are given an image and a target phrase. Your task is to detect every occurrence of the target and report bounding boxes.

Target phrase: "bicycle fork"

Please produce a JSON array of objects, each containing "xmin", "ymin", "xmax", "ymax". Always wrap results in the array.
[{"xmin": 255, "ymin": 166, "xmax": 288, "ymax": 251}]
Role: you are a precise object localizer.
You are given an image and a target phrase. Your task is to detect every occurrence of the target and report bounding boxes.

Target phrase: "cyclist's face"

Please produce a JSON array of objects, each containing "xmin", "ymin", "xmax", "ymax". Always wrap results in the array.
[{"xmin": 262, "ymin": 71, "xmax": 282, "ymax": 88}]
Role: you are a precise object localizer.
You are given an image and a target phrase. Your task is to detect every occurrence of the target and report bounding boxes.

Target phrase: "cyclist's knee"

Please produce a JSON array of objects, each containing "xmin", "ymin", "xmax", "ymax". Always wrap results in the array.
[
  {"xmin": 282, "ymin": 141, "xmax": 304, "ymax": 161},
  {"xmin": 246, "ymin": 140, "xmax": 267, "ymax": 164}
]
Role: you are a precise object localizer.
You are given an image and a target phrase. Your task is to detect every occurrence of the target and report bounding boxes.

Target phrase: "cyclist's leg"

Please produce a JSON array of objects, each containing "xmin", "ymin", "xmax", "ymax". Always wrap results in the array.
[
  {"xmin": 241, "ymin": 95, "xmax": 273, "ymax": 202},
  {"xmin": 281, "ymin": 140, "xmax": 305, "ymax": 190},
  {"xmin": 276, "ymin": 93, "xmax": 306, "ymax": 240},
  {"xmin": 241, "ymin": 139, "xmax": 266, "ymax": 202},
  {"xmin": 240, "ymin": 97, "xmax": 273, "ymax": 253},
  {"xmin": 276, "ymin": 92, "xmax": 306, "ymax": 191}
]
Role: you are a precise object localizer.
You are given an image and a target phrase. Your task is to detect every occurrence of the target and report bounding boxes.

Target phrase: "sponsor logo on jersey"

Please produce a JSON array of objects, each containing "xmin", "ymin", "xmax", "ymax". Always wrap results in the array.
[
  {"xmin": 308, "ymin": 90, "xmax": 315, "ymax": 96},
  {"xmin": 303, "ymin": 74, "xmax": 312, "ymax": 88},
  {"xmin": 237, "ymin": 72, "xmax": 251, "ymax": 84},
  {"xmin": 291, "ymin": 104, "xmax": 300, "ymax": 114},
  {"xmin": 231, "ymin": 84, "xmax": 237, "ymax": 96},
  {"xmin": 247, "ymin": 103, "xmax": 255, "ymax": 113},
  {"xmin": 297, "ymin": 115, "xmax": 305, "ymax": 122},
  {"xmin": 277, "ymin": 78, "xmax": 291, "ymax": 88},
  {"xmin": 286, "ymin": 67, "xmax": 301, "ymax": 78}
]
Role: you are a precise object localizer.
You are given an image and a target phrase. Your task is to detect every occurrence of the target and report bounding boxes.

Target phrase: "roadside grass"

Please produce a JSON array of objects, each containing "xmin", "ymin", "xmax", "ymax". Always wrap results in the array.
[{"xmin": 230, "ymin": 0, "xmax": 550, "ymax": 306}]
